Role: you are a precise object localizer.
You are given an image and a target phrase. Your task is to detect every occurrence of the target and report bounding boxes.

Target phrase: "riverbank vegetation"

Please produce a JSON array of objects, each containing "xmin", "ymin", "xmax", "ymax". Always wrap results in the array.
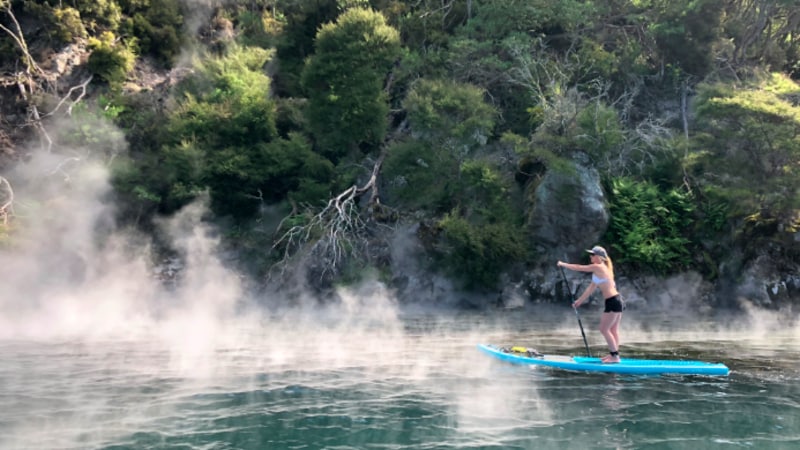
[{"xmin": 1, "ymin": 0, "xmax": 798, "ymax": 292}]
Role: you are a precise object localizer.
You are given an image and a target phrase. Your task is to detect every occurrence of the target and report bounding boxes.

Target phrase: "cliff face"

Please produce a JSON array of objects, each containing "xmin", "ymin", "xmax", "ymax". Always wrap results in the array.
[
  {"xmin": 2, "ymin": 3, "xmax": 798, "ymax": 313},
  {"xmin": 526, "ymin": 155, "xmax": 608, "ymax": 257}
]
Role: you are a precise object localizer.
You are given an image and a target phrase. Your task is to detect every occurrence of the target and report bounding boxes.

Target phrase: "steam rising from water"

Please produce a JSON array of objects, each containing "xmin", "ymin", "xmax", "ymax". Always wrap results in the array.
[
  {"xmin": 0, "ymin": 146, "xmax": 479, "ymax": 376},
  {"xmin": 1, "ymin": 146, "xmax": 799, "ymax": 449},
  {"xmin": 0, "ymin": 152, "xmax": 237, "ymax": 343},
  {"xmin": 2, "ymin": 142, "xmax": 797, "ymax": 348}
]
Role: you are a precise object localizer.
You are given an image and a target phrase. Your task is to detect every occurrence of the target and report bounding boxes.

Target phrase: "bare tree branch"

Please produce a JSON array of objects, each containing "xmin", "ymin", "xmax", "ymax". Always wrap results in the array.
[
  {"xmin": 48, "ymin": 152, "xmax": 87, "ymax": 182},
  {"xmin": 0, "ymin": 175, "xmax": 14, "ymax": 226},
  {"xmin": 0, "ymin": 2, "xmax": 43, "ymax": 77},
  {"xmin": 270, "ymin": 152, "xmax": 391, "ymax": 282},
  {"xmin": 42, "ymin": 75, "xmax": 94, "ymax": 118},
  {"xmin": 1, "ymin": 3, "xmax": 91, "ymax": 154}
]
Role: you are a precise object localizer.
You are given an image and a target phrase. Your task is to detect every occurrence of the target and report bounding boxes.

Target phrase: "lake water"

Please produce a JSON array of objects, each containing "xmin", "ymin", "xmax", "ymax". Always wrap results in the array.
[{"xmin": 1, "ymin": 300, "xmax": 798, "ymax": 450}]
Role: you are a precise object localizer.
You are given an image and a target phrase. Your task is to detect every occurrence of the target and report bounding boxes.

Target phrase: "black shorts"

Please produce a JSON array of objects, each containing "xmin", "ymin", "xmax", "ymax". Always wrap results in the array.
[{"xmin": 604, "ymin": 295, "xmax": 624, "ymax": 313}]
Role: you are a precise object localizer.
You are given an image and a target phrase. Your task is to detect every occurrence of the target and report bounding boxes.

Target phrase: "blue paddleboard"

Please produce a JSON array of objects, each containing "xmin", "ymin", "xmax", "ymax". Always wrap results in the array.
[{"xmin": 478, "ymin": 344, "xmax": 729, "ymax": 376}]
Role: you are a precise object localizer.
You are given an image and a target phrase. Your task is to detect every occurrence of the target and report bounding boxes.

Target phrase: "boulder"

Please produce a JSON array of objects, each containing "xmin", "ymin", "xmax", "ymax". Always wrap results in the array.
[{"xmin": 527, "ymin": 155, "xmax": 608, "ymax": 260}]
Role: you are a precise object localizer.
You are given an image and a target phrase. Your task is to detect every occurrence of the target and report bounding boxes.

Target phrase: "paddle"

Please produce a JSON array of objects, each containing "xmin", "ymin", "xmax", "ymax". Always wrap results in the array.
[{"xmin": 559, "ymin": 266, "xmax": 591, "ymax": 357}]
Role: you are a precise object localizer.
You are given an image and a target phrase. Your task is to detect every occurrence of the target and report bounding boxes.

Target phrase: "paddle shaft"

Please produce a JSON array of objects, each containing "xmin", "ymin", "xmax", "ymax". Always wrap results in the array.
[{"xmin": 559, "ymin": 266, "xmax": 592, "ymax": 357}]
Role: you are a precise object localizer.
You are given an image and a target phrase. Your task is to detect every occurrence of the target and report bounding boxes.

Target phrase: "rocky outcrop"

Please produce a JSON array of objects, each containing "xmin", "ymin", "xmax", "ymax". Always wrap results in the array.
[
  {"xmin": 728, "ymin": 254, "xmax": 800, "ymax": 311},
  {"xmin": 526, "ymin": 155, "xmax": 608, "ymax": 262},
  {"xmin": 528, "ymin": 156, "xmax": 609, "ymax": 259}
]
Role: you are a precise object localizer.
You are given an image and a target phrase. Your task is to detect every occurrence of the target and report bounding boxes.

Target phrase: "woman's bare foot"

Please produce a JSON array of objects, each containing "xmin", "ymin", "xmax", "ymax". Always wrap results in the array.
[{"xmin": 602, "ymin": 351, "xmax": 620, "ymax": 363}]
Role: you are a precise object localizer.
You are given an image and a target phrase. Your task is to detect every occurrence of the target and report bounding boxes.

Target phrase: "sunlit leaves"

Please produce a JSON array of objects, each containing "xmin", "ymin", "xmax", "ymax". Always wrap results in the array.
[
  {"xmin": 692, "ymin": 73, "xmax": 800, "ymax": 228},
  {"xmin": 606, "ymin": 178, "xmax": 694, "ymax": 273},
  {"xmin": 301, "ymin": 8, "xmax": 401, "ymax": 160},
  {"xmin": 87, "ymin": 31, "xmax": 136, "ymax": 87},
  {"xmin": 165, "ymin": 46, "xmax": 335, "ymax": 218},
  {"xmin": 403, "ymin": 78, "xmax": 496, "ymax": 147}
]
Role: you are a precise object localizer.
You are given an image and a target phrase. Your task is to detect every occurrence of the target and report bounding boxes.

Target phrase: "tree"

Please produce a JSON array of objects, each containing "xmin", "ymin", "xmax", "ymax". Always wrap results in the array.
[
  {"xmin": 112, "ymin": 44, "xmax": 339, "ymax": 221},
  {"xmin": 123, "ymin": 0, "xmax": 185, "ymax": 65},
  {"xmin": 272, "ymin": 0, "xmax": 340, "ymax": 96},
  {"xmin": 691, "ymin": 73, "xmax": 800, "ymax": 240},
  {"xmin": 721, "ymin": 0, "xmax": 800, "ymax": 75},
  {"xmin": 647, "ymin": 0, "xmax": 725, "ymax": 78},
  {"xmin": 384, "ymin": 78, "xmax": 497, "ymax": 212},
  {"xmin": 301, "ymin": 7, "xmax": 401, "ymax": 161}
]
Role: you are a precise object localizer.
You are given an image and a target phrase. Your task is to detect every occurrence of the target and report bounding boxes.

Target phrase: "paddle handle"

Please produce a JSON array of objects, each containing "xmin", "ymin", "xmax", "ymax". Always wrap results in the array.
[{"xmin": 559, "ymin": 265, "xmax": 592, "ymax": 357}]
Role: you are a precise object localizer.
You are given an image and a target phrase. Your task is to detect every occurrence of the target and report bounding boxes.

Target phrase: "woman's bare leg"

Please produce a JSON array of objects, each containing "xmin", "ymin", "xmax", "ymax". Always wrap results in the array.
[
  {"xmin": 610, "ymin": 314, "xmax": 621, "ymax": 349},
  {"xmin": 599, "ymin": 312, "xmax": 622, "ymax": 363}
]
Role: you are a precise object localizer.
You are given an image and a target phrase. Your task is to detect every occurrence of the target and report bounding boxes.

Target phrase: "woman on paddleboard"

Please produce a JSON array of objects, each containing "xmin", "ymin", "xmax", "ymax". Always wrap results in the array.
[{"xmin": 557, "ymin": 246, "xmax": 623, "ymax": 363}]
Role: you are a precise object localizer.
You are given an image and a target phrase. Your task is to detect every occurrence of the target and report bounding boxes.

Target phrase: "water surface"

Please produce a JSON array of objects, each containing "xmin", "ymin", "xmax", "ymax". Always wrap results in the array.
[{"xmin": 1, "ymin": 306, "xmax": 798, "ymax": 449}]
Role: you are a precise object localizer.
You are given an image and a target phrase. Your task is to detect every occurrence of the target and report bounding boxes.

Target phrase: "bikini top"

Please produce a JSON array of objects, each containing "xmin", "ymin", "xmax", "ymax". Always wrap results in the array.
[{"xmin": 592, "ymin": 274, "xmax": 609, "ymax": 285}]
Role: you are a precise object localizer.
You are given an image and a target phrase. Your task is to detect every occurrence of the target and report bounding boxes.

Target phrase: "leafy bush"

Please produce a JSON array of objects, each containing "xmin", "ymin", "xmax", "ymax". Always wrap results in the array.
[
  {"xmin": 53, "ymin": 6, "xmax": 88, "ymax": 43},
  {"xmin": 403, "ymin": 78, "xmax": 496, "ymax": 147},
  {"xmin": 18, "ymin": 3, "xmax": 87, "ymax": 46},
  {"xmin": 116, "ymin": 0, "xmax": 184, "ymax": 65},
  {"xmin": 605, "ymin": 178, "xmax": 694, "ymax": 273},
  {"xmin": 419, "ymin": 157, "xmax": 525, "ymax": 289},
  {"xmin": 162, "ymin": 46, "xmax": 337, "ymax": 219},
  {"xmin": 39, "ymin": 0, "xmax": 123, "ymax": 33},
  {"xmin": 87, "ymin": 31, "xmax": 136, "ymax": 86},
  {"xmin": 575, "ymin": 101, "xmax": 624, "ymax": 163},
  {"xmin": 301, "ymin": 8, "xmax": 401, "ymax": 160},
  {"xmin": 57, "ymin": 102, "xmax": 127, "ymax": 157},
  {"xmin": 458, "ymin": 160, "xmax": 520, "ymax": 225},
  {"xmin": 438, "ymin": 212, "xmax": 526, "ymax": 289},
  {"xmin": 691, "ymin": 74, "xmax": 800, "ymax": 234},
  {"xmin": 384, "ymin": 78, "xmax": 498, "ymax": 212},
  {"xmin": 171, "ymin": 45, "xmax": 278, "ymax": 146},
  {"xmin": 235, "ymin": 7, "xmax": 285, "ymax": 49},
  {"xmin": 382, "ymin": 139, "xmax": 461, "ymax": 212}
]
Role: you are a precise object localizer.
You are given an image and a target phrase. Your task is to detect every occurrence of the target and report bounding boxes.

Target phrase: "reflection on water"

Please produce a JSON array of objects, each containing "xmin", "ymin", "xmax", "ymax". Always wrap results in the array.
[{"xmin": 0, "ymin": 307, "xmax": 798, "ymax": 449}]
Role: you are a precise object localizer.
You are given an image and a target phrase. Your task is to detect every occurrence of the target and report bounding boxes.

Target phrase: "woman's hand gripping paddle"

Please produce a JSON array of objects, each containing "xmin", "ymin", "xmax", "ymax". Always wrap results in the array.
[{"xmin": 559, "ymin": 266, "xmax": 591, "ymax": 357}]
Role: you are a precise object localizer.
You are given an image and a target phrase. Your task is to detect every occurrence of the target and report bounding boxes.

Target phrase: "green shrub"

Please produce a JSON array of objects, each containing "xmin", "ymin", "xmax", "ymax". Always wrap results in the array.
[
  {"xmin": 382, "ymin": 139, "xmax": 461, "ymax": 212},
  {"xmin": 125, "ymin": 0, "xmax": 184, "ymax": 65},
  {"xmin": 403, "ymin": 78, "xmax": 496, "ymax": 146},
  {"xmin": 58, "ymin": 102, "xmax": 126, "ymax": 157},
  {"xmin": 160, "ymin": 46, "xmax": 338, "ymax": 219},
  {"xmin": 458, "ymin": 160, "xmax": 520, "ymax": 225},
  {"xmin": 53, "ymin": 7, "xmax": 88, "ymax": 43},
  {"xmin": 87, "ymin": 31, "xmax": 136, "ymax": 86},
  {"xmin": 605, "ymin": 178, "xmax": 694, "ymax": 273},
  {"xmin": 301, "ymin": 8, "xmax": 401, "ymax": 160},
  {"xmin": 438, "ymin": 212, "xmax": 526, "ymax": 289},
  {"xmin": 50, "ymin": 0, "xmax": 123, "ymax": 33},
  {"xmin": 235, "ymin": 7, "xmax": 285, "ymax": 49},
  {"xmin": 575, "ymin": 101, "xmax": 624, "ymax": 163},
  {"xmin": 384, "ymin": 78, "xmax": 499, "ymax": 213},
  {"xmin": 692, "ymin": 74, "xmax": 800, "ymax": 233},
  {"xmin": 411, "ymin": 156, "xmax": 526, "ymax": 289}
]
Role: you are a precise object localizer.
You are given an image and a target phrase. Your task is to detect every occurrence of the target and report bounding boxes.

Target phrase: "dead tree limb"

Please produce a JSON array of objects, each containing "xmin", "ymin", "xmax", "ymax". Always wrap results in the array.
[
  {"xmin": 271, "ymin": 152, "xmax": 390, "ymax": 281},
  {"xmin": 1, "ymin": 2, "xmax": 82, "ymax": 153},
  {"xmin": 43, "ymin": 75, "xmax": 94, "ymax": 118},
  {"xmin": 0, "ymin": 2, "xmax": 43, "ymax": 76},
  {"xmin": 0, "ymin": 176, "xmax": 14, "ymax": 225}
]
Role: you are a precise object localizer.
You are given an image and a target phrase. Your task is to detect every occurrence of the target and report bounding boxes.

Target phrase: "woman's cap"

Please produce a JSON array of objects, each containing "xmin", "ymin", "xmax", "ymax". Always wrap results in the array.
[{"xmin": 586, "ymin": 246, "xmax": 608, "ymax": 259}]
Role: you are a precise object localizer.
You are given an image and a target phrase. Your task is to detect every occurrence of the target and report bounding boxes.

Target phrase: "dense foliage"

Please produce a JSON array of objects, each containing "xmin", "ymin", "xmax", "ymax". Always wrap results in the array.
[
  {"xmin": 1, "ymin": 0, "xmax": 799, "ymax": 288},
  {"xmin": 605, "ymin": 178, "xmax": 694, "ymax": 273},
  {"xmin": 301, "ymin": 7, "xmax": 401, "ymax": 161}
]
